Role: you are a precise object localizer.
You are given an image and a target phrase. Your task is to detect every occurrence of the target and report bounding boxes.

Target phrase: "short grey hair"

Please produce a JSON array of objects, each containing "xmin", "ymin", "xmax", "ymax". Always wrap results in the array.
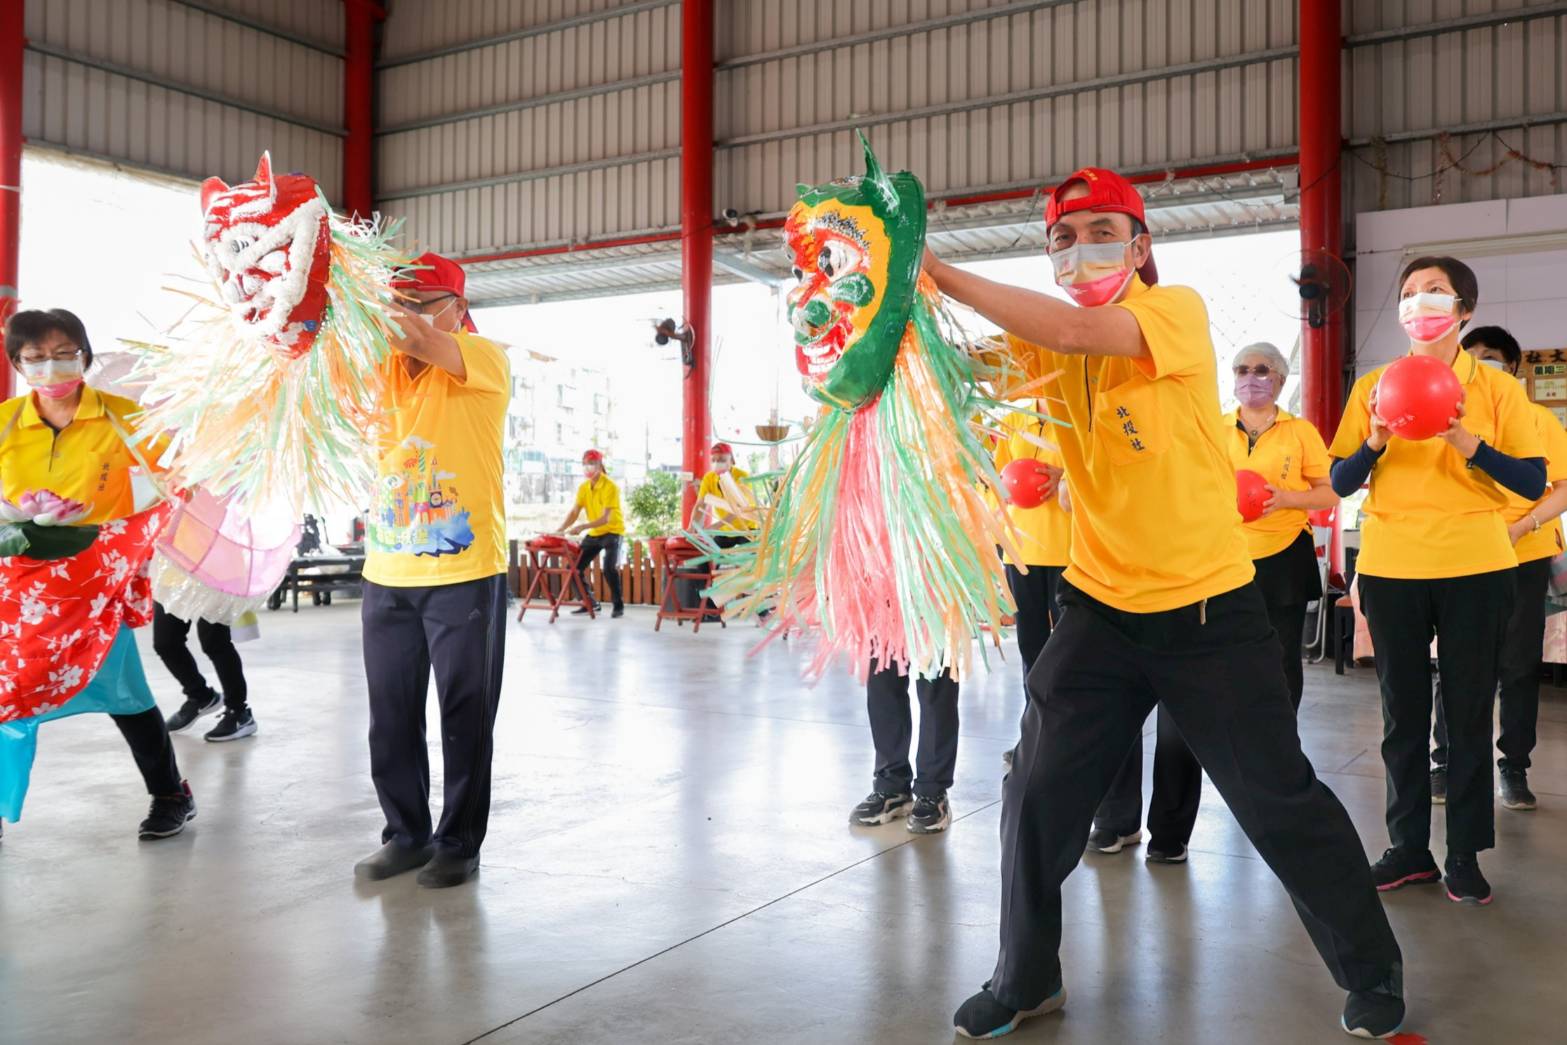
[{"xmin": 1232, "ymin": 341, "xmax": 1290, "ymax": 381}]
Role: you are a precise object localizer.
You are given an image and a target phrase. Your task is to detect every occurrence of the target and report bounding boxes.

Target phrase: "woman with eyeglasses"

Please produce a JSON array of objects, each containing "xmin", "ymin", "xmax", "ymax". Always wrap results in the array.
[
  {"xmin": 1328, "ymin": 256, "xmax": 1544, "ymax": 907},
  {"xmin": 0, "ymin": 308, "xmax": 195, "ymax": 841},
  {"xmin": 1225, "ymin": 342, "xmax": 1336, "ymax": 710}
]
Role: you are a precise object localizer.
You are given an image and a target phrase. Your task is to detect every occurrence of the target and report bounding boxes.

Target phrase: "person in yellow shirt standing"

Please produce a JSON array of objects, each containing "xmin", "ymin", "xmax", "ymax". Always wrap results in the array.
[
  {"xmin": 355, "ymin": 252, "xmax": 511, "ymax": 890},
  {"xmin": 1429, "ymin": 326, "xmax": 1567, "ymax": 812},
  {"xmin": 561, "ymin": 448, "xmax": 625, "ymax": 618},
  {"xmin": 925, "ymin": 167, "xmax": 1403, "ymax": 1041},
  {"xmin": 1329, "ymin": 258, "xmax": 1544, "ymax": 908},
  {"xmin": 1226, "ymin": 341, "xmax": 1337, "ymax": 709},
  {"xmin": 991, "ymin": 407, "xmax": 1067, "ymax": 763}
]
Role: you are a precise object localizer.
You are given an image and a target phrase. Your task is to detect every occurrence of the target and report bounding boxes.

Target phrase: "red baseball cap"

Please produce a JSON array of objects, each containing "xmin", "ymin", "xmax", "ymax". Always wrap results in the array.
[
  {"xmin": 710, "ymin": 441, "xmax": 734, "ymax": 457},
  {"xmin": 393, "ymin": 251, "xmax": 478, "ymax": 332},
  {"xmin": 1044, "ymin": 167, "xmax": 1158, "ymax": 286},
  {"xmin": 582, "ymin": 449, "xmax": 605, "ymax": 464}
]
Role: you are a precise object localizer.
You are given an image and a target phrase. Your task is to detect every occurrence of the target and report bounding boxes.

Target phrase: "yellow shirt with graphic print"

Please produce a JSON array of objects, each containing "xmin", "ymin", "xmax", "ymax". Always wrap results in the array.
[{"xmin": 363, "ymin": 333, "xmax": 511, "ymax": 587}]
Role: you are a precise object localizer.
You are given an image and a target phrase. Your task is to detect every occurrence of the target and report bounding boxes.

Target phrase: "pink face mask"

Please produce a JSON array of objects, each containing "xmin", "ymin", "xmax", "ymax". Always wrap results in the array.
[
  {"xmin": 1399, "ymin": 292, "xmax": 1459, "ymax": 344},
  {"xmin": 19, "ymin": 357, "xmax": 86, "ymax": 399},
  {"xmin": 1234, "ymin": 375, "xmax": 1275, "ymax": 408},
  {"xmin": 1050, "ymin": 240, "xmax": 1137, "ymax": 308}
]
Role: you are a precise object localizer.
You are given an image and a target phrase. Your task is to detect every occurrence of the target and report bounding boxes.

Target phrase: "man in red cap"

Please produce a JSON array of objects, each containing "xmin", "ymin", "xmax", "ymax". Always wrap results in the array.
[
  {"xmin": 924, "ymin": 170, "xmax": 1405, "ymax": 1039},
  {"xmin": 558, "ymin": 448, "xmax": 625, "ymax": 617},
  {"xmin": 353, "ymin": 251, "xmax": 511, "ymax": 889}
]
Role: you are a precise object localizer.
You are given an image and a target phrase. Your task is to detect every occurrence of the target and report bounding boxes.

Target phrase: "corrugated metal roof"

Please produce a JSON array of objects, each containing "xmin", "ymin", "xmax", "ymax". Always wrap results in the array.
[{"xmin": 464, "ymin": 164, "xmax": 1300, "ymax": 305}]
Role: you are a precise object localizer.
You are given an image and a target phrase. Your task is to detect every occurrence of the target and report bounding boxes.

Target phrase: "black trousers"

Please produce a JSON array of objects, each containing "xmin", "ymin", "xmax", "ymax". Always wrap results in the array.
[
  {"xmin": 1359, "ymin": 569, "xmax": 1512, "ymax": 855},
  {"xmin": 1252, "ymin": 530, "xmax": 1322, "ymax": 712},
  {"xmin": 991, "ymin": 580, "xmax": 1400, "ymax": 1010},
  {"xmin": 363, "ymin": 575, "xmax": 506, "ymax": 858},
  {"xmin": 575, "ymin": 533, "xmax": 623, "ymax": 609},
  {"xmin": 867, "ymin": 660, "xmax": 959, "ymax": 799},
  {"xmin": 1005, "ymin": 563, "xmax": 1063, "ymax": 682},
  {"xmin": 111, "ymin": 707, "xmax": 183, "ymax": 796},
  {"xmin": 1092, "ymin": 704, "xmax": 1201, "ymax": 846},
  {"xmin": 1432, "ymin": 556, "xmax": 1550, "ymax": 773},
  {"xmin": 151, "ymin": 603, "xmax": 249, "ymax": 711}
]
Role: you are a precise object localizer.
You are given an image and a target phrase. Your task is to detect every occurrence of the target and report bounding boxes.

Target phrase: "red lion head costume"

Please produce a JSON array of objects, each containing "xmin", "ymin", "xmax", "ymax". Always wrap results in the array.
[{"xmin": 199, "ymin": 153, "xmax": 331, "ymax": 359}]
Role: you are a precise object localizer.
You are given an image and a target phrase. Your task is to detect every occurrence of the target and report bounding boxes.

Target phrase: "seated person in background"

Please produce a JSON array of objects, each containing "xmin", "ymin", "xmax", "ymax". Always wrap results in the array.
[
  {"xmin": 696, "ymin": 441, "xmax": 755, "ymax": 546},
  {"xmin": 561, "ymin": 448, "xmax": 625, "ymax": 618}
]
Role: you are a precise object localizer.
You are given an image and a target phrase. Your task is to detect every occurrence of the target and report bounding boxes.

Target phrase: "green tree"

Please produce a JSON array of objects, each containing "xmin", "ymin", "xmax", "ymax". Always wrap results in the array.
[{"xmin": 627, "ymin": 471, "xmax": 682, "ymax": 536}]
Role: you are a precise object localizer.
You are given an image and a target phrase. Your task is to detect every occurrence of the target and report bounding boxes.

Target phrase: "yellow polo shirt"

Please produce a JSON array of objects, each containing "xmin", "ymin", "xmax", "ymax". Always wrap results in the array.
[
  {"xmin": 1328, "ymin": 348, "xmax": 1543, "ymax": 579},
  {"xmin": 364, "ymin": 333, "xmax": 511, "ymax": 587},
  {"xmin": 1224, "ymin": 408, "xmax": 1331, "ymax": 560},
  {"xmin": 696, "ymin": 467, "xmax": 753, "ymax": 532},
  {"xmin": 1508, "ymin": 402, "xmax": 1567, "ymax": 564},
  {"xmin": 575, "ymin": 474, "xmax": 624, "ymax": 536},
  {"xmin": 1006, "ymin": 277, "xmax": 1254, "ymax": 612},
  {"xmin": 0, "ymin": 386, "xmax": 166, "ymax": 524},
  {"xmin": 992, "ymin": 409, "xmax": 1069, "ymax": 567}
]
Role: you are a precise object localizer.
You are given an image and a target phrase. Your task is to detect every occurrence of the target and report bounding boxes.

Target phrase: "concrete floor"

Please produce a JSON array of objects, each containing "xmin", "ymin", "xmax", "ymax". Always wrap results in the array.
[{"xmin": 3, "ymin": 603, "xmax": 1566, "ymax": 1045}]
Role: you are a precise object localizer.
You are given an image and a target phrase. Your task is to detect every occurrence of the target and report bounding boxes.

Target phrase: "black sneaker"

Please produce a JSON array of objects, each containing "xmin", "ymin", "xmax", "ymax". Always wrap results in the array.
[
  {"xmin": 954, "ymin": 981, "xmax": 1066, "ymax": 1039},
  {"xmin": 1341, "ymin": 962, "xmax": 1405, "ymax": 1039},
  {"xmin": 907, "ymin": 794, "xmax": 952, "ymax": 834},
  {"xmin": 1146, "ymin": 841, "xmax": 1188, "ymax": 864},
  {"xmin": 611, "ymin": 605, "xmax": 625, "ymax": 618},
  {"xmin": 204, "ymin": 707, "xmax": 257, "ymax": 742},
  {"xmin": 1499, "ymin": 768, "xmax": 1536, "ymax": 811},
  {"xmin": 850, "ymin": 791, "xmax": 913, "ymax": 826},
  {"xmin": 1444, "ymin": 853, "xmax": 1492, "ymax": 906},
  {"xmin": 1086, "ymin": 827, "xmax": 1143, "ymax": 854},
  {"xmin": 571, "ymin": 601, "xmax": 599, "ymax": 616},
  {"xmin": 1430, "ymin": 765, "xmax": 1447, "ymax": 805},
  {"xmin": 138, "ymin": 781, "xmax": 196, "ymax": 840},
  {"xmin": 166, "ymin": 689, "xmax": 222, "ymax": 733},
  {"xmin": 1369, "ymin": 846, "xmax": 1441, "ymax": 892}
]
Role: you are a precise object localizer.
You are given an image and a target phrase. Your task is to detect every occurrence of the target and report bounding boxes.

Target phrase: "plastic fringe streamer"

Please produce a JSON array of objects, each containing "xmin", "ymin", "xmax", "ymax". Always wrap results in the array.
[
  {"xmin": 128, "ymin": 201, "xmax": 411, "ymax": 515},
  {"xmin": 692, "ymin": 276, "xmax": 1039, "ymax": 683}
]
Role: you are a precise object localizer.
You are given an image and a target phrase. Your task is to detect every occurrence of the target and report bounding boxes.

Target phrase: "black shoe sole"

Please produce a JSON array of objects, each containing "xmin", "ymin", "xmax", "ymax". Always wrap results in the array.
[{"xmin": 850, "ymin": 802, "xmax": 913, "ymax": 826}]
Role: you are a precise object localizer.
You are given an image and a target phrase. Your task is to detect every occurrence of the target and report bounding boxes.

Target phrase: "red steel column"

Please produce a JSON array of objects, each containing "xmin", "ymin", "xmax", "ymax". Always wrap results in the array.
[
  {"xmin": 0, "ymin": 0, "xmax": 24, "ymax": 401},
  {"xmin": 342, "ymin": 0, "xmax": 378, "ymax": 221},
  {"xmin": 1299, "ymin": 0, "xmax": 1344, "ymax": 436},
  {"xmin": 680, "ymin": 0, "xmax": 713, "ymax": 527}
]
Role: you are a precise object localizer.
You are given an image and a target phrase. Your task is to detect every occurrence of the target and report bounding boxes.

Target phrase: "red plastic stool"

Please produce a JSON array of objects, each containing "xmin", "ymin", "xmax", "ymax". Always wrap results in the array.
[
  {"xmin": 517, "ymin": 536, "xmax": 594, "ymax": 623},
  {"xmin": 655, "ymin": 537, "xmax": 724, "ymax": 633}
]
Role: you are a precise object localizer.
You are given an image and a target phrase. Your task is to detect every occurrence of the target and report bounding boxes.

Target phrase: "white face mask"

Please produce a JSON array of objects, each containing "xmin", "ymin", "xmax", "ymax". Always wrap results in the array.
[
  {"xmin": 1049, "ymin": 240, "xmax": 1137, "ymax": 307},
  {"xmin": 19, "ymin": 356, "xmax": 86, "ymax": 397},
  {"xmin": 1477, "ymin": 358, "xmax": 1507, "ymax": 371},
  {"xmin": 1398, "ymin": 292, "xmax": 1460, "ymax": 344}
]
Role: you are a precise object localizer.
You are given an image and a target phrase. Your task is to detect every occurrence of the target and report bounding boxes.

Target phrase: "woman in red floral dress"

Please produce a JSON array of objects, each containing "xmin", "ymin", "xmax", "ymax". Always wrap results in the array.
[{"xmin": 0, "ymin": 308, "xmax": 194, "ymax": 840}]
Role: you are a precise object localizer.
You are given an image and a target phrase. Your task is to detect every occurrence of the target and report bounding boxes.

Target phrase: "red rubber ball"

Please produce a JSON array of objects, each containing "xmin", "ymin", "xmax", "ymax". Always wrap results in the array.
[
  {"xmin": 1236, "ymin": 469, "xmax": 1270, "ymax": 523},
  {"xmin": 1374, "ymin": 354, "xmax": 1463, "ymax": 441},
  {"xmin": 1002, "ymin": 458, "xmax": 1053, "ymax": 509}
]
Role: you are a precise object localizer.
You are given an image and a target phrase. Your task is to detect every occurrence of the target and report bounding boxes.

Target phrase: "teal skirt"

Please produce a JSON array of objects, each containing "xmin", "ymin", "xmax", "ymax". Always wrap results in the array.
[{"xmin": 0, "ymin": 625, "xmax": 157, "ymax": 822}]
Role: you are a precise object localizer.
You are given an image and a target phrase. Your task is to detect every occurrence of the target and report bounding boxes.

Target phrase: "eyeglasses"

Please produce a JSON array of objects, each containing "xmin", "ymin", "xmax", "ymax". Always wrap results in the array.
[
  {"xmin": 18, "ymin": 348, "xmax": 83, "ymax": 365},
  {"xmin": 1234, "ymin": 364, "xmax": 1278, "ymax": 378},
  {"xmin": 410, "ymin": 294, "xmax": 458, "ymax": 314}
]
